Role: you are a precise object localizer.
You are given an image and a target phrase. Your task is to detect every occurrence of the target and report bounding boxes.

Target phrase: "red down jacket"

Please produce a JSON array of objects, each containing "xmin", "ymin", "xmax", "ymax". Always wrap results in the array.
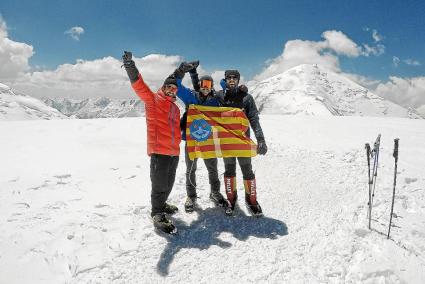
[{"xmin": 131, "ymin": 74, "xmax": 181, "ymax": 156}]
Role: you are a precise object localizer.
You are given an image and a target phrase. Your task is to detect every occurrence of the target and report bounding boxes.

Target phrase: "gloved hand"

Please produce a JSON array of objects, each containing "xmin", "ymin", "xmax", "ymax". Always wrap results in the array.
[
  {"xmin": 122, "ymin": 51, "xmax": 134, "ymax": 66},
  {"xmin": 239, "ymin": 84, "xmax": 248, "ymax": 93},
  {"xmin": 122, "ymin": 51, "xmax": 139, "ymax": 83},
  {"xmin": 257, "ymin": 138, "xmax": 268, "ymax": 155},
  {"xmin": 174, "ymin": 61, "xmax": 200, "ymax": 79},
  {"xmin": 188, "ymin": 60, "xmax": 200, "ymax": 74}
]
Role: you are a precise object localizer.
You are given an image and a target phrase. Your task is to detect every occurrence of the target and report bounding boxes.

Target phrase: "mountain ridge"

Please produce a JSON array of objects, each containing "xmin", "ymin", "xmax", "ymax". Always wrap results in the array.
[{"xmin": 250, "ymin": 64, "xmax": 422, "ymax": 118}]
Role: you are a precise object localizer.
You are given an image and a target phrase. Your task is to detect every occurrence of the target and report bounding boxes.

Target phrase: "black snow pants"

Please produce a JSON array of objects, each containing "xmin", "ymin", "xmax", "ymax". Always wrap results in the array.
[
  {"xmin": 150, "ymin": 154, "xmax": 179, "ymax": 216},
  {"xmin": 223, "ymin": 157, "xmax": 255, "ymax": 180}
]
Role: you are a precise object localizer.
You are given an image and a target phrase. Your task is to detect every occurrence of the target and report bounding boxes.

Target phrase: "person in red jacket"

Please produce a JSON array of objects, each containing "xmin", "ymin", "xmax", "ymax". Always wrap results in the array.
[{"xmin": 122, "ymin": 51, "xmax": 195, "ymax": 234}]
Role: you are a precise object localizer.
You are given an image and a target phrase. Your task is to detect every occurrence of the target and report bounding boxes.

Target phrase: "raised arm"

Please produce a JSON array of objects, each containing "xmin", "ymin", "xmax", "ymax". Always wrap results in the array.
[
  {"xmin": 172, "ymin": 61, "xmax": 200, "ymax": 105},
  {"xmin": 122, "ymin": 51, "xmax": 154, "ymax": 103},
  {"xmin": 189, "ymin": 68, "xmax": 200, "ymax": 92}
]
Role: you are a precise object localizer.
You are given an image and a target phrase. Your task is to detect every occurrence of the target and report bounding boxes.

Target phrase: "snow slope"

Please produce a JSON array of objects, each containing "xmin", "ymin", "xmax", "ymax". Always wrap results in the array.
[
  {"xmin": 0, "ymin": 83, "xmax": 66, "ymax": 121},
  {"xmin": 0, "ymin": 116, "xmax": 424, "ymax": 283},
  {"xmin": 250, "ymin": 64, "xmax": 421, "ymax": 118}
]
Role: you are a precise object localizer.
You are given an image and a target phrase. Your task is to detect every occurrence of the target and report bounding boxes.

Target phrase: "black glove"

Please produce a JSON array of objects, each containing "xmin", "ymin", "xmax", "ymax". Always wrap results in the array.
[
  {"xmin": 122, "ymin": 51, "xmax": 133, "ymax": 66},
  {"xmin": 122, "ymin": 51, "xmax": 139, "ymax": 83},
  {"xmin": 174, "ymin": 61, "xmax": 200, "ymax": 79},
  {"xmin": 257, "ymin": 138, "xmax": 268, "ymax": 155},
  {"xmin": 239, "ymin": 84, "xmax": 248, "ymax": 93}
]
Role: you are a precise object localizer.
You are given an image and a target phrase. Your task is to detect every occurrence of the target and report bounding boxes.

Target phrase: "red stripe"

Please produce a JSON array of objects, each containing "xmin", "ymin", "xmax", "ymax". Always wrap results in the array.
[
  {"xmin": 187, "ymin": 131, "xmax": 248, "ymax": 139},
  {"xmin": 187, "ymin": 143, "xmax": 255, "ymax": 152},
  {"xmin": 191, "ymin": 110, "xmax": 247, "ymax": 119}
]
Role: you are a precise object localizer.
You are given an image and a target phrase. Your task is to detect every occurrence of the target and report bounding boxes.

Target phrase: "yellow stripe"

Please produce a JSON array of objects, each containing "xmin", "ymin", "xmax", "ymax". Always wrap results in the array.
[
  {"xmin": 187, "ymin": 114, "xmax": 249, "ymax": 126},
  {"xmin": 186, "ymin": 138, "xmax": 256, "ymax": 146}
]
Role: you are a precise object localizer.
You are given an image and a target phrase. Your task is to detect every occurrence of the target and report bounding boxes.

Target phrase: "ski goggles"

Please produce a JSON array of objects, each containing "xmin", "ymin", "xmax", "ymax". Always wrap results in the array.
[{"xmin": 200, "ymin": 79, "xmax": 213, "ymax": 89}]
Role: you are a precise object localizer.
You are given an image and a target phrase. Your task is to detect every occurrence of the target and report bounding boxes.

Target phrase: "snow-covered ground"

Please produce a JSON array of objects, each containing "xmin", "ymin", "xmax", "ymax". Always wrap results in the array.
[{"xmin": 1, "ymin": 116, "xmax": 424, "ymax": 283}]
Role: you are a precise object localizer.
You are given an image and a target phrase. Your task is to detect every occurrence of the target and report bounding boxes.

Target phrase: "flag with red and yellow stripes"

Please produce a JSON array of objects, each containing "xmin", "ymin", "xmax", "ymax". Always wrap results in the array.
[{"xmin": 186, "ymin": 104, "xmax": 257, "ymax": 160}]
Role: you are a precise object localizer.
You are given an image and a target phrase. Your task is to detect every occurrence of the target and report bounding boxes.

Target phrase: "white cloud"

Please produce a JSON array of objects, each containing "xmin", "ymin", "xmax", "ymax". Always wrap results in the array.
[
  {"xmin": 65, "ymin": 26, "xmax": 85, "ymax": 41},
  {"xmin": 252, "ymin": 30, "xmax": 388, "ymax": 82},
  {"xmin": 13, "ymin": 54, "xmax": 183, "ymax": 99},
  {"xmin": 0, "ymin": 16, "xmax": 34, "ymax": 80},
  {"xmin": 374, "ymin": 76, "xmax": 425, "ymax": 109},
  {"xmin": 321, "ymin": 30, "xmax": 361, "ymax": 57},
  {"xmin": 403, "ymin": 59, "xmax": 421, "ymax": 66},
  {"xmin": 360, "ymin": 28, "xmax": 385, "ymax": 56},
  {"xmin": 393, "ymin": 56, "xmax": 400, "ymax": 67},
  {"xmin": 372, "ymin": 29, "xmax": 383, "ymax": 42},
  {"xmin": 253, "ymin": 31, "xmax": 362, "ymax": 82},
  {"xmin": 362, "ymin": 44, "xmax": 385, "ymax": 56}
]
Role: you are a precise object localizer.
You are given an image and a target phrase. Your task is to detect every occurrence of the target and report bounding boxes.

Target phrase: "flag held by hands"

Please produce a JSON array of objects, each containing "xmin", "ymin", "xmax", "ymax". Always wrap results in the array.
[{"xmin": 186, "ymin": 105, "xmax": 257, "ymax": 160}]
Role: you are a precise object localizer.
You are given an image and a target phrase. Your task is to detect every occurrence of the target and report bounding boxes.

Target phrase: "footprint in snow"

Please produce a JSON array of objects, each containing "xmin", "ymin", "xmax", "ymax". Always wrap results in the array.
[
  {"xmin": 404, "ymin": 177, "xmax": 418, "ymax": 184},
  {"xmin": 54, "ymin": 174, "xmax": 72, "ymax": 185},
  {"xmin": 15, "ymin": 202, "xmax": 30, "ymax": 209},
  {"xmin": 94, "ymin": 204, "xmax": 111, "ymax": 209}
]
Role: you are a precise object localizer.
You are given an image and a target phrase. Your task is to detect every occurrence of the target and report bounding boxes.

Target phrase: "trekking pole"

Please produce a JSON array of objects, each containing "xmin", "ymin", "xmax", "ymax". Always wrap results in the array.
[
  {"xmin": 370, "ymin": 134, "xmax": 381, "ymax": 206},
  {"xmin": 388, "ymin": 138, "xmax": 399, "ymax": 239},
  {"xmin": 365, "ymin": 143, "xmax": 372, "ymax": 229}
]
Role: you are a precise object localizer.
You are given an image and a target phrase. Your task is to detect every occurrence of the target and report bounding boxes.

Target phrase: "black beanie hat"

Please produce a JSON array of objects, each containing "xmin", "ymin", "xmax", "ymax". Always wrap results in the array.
[
  {"xmin": 163, "ymin": 76, "xmax": 177, "ymax": 86},
  {"xmin": 225, "ymin": 70, "xmax": 240, "ymax": 80}
]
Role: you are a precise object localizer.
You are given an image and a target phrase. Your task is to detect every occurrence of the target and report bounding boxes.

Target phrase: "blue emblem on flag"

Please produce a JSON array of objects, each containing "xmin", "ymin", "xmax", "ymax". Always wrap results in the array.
[{"xmin": 189, "ymin": 119, "xmax": 212, "ymax": 142}]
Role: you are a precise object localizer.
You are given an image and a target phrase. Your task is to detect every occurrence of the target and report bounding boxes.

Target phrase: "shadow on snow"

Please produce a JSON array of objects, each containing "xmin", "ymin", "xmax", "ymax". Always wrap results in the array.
[{"xmin": 156, "ymin": 206, "xmax": 288, "ymax": 276}]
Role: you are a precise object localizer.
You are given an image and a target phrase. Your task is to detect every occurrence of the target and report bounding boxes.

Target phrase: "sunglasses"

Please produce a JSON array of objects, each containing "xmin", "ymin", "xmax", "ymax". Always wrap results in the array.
[
  {"xmin": 200, "ymin": 80, "xmax": 212, "ymax": 89},
  {"xmin": 164, "ymin": 84, "xmax": 178, "ymax": 92},
  {"xmin": 226, "ymin": 75, "xmax": 239, "ymax": 81}
]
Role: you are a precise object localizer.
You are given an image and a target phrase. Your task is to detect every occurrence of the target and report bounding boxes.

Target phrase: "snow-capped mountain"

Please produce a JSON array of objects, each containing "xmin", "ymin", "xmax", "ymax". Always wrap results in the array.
[
  {"xmin": 42, "ymin": 97, "xmax": 145, "ymax": 119},
  {"xmin": 0, "ymin": 83, "xmax": 66, "ymax": 121},
  {"xmin": 250, "ymin": 64, "xmax": 422, "ymax": 118}
]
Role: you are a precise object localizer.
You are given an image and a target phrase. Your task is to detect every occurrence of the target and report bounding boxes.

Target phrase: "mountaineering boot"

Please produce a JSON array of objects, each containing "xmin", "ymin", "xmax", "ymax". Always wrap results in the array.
[
  {"xmin": 164, "ymin": 203, "xmax": 178, "ymax": 215},
  {"xmin": 152, "ymin": 213, "xmax": 177, "ymax": 235},
  {"xmin": 244, "ymin": 179, "xmax": 263, "ymax": 217},
  {"xmin": 209, "ymin": 191, "xmax": 227, "ymax": 207},
  {"xmin": 184, "ymin": 196, "xmax": 197, "ymax": 213},
  {"xmin": 224, "ymin": 176, "xmax": 237, "ymax": 216}
]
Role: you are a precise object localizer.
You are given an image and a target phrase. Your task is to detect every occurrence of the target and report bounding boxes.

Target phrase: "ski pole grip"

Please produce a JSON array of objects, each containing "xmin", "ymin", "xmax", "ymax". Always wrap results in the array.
[
  {"xmin": 365, "ymin": 143, "xmax": 371, "ymax": 166},
  {"xmin": 393, "ymin": 138, "xmax": 399, "ymax": 159},
  {"xmin": 374, "ymin": 134, "xmax": 381, "ymax": 148}
]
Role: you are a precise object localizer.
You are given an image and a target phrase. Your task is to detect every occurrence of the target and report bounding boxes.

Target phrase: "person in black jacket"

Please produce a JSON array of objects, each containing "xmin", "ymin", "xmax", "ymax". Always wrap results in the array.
[{"xmin": 215, "ymin": 70, "xmax": 268, "ymax": 217}]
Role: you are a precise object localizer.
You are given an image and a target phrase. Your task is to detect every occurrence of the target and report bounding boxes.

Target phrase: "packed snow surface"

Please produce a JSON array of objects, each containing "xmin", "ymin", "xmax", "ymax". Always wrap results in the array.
[{"xmin": 1, "ymin": 115, "xmax": 424, "ymax": 283}]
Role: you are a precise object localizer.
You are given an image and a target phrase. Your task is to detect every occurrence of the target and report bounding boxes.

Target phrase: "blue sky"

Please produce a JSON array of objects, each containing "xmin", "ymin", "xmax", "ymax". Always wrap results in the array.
[
  {"xmin": 1, "ymin": 0, "xmax": 424, "ymax": 79},
  {"xmin": 0, "ymin": 0, "xmax": 424, "ymax": 108}
]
